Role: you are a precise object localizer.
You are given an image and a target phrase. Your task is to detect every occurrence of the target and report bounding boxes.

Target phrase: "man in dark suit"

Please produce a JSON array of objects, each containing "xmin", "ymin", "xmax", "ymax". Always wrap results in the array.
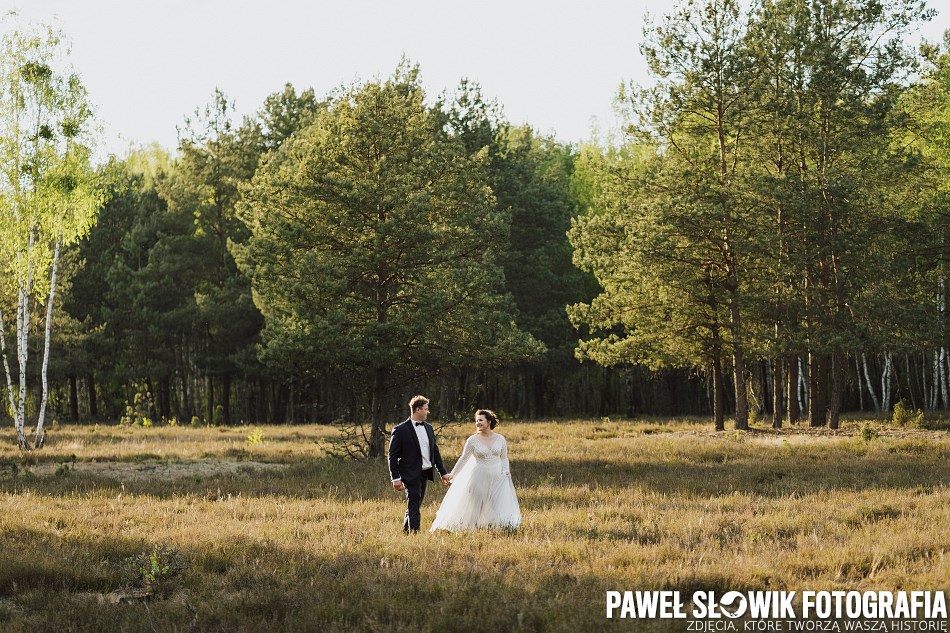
[{"xmin": 388, "ymin": 395, "xmax": 449, "ymax": 533}]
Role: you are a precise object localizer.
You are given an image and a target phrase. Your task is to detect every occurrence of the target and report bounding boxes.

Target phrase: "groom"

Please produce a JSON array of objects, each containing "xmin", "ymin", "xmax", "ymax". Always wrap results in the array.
[{"xmin": 388, "ymin": 395, "xmax": 449, "ymax": 533}]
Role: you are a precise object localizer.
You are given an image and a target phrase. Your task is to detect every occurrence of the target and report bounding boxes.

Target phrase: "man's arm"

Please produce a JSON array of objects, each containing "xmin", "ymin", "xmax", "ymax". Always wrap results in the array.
[
  {"xmin": 388, "ymin": 425, "xmax": 403, "ymax": 485},
  {"xmin": 431, "ymin": 429, "xmax": 449, "ymax": 482}
]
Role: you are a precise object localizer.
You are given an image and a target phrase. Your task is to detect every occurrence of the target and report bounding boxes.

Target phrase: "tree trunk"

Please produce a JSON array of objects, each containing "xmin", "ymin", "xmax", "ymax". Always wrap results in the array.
[
  {"xmin": 829, "ymin": 352, "xmax": 843, "ymax": 430},
  {"xmin": 368, "ymin": 368, "xmax": 388, "ymax": 458},
  {"xmin": 855, "ymin": 356, "xmax": 865, "ymax": 411},
  {"xmin": 69, "ymin": 375, "xmax": 79, "ymax": 422},
  {"xmin": 798, "ymin": 357, "xmax": 809, "ymax": 419},
  {"xmin": 861, "ymin": 353, "xmax": 881, "ymax": 412},
  {"xmin": 14, "ymin": 249, "xmax": 32, "ymax": 450},
  {"xmin": 35, "ymin": 241, "xmax": 62, "ymax": 448},
  {"xmin": 939, "ymin": 347, "xmax": 947, "ymax": 410},
  {"xmin": 931, "ymin": 350, "xmax": 939, "ymax": 411},
  {"xmin": 222, "ymin": 373, "xmax": 232, "ymax": 425},
  {"xmin": 712, "ymin": 356, "xmax": 725, "ymax": 432},
  {"xmin": 772, "ymin": 358, "xmax": 783, "ymax": 428},
  {"xmin": 809, "ymin": 353, "xmax": 828, "ymax": 427},
  {"xmin": 787, "ymin": 356, "xmax": 799, "ymax": 425},
  {"xmin": 87, "ymin": 375, "xmax": 98, "ymax": 418},
  {"xmin": 181, "ymin": 364, "xmax": 192, "ymax": 422},
  {"xmin": 206, "ymin": 375, "xmax": 214, "ymax": 424},
  {"xmin": 730, "ymin": 303, "xmax": 750, "ymax": 431},
  {"xmin": 0, "ymin": 309, "xmax": 20, "ymax": 439},
  {"xmin": 905, "ymin": 354, "xmax": 916, "ymax": 411},
  {"xmin": 882, "ymin": 352, "xmax": 893, "ymax": 412}
]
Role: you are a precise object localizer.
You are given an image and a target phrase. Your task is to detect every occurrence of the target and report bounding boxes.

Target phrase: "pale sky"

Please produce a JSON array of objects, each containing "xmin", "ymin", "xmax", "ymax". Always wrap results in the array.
[{"xmin": 2, "ymin": 0, "xmax": 947, "ymax": 160}]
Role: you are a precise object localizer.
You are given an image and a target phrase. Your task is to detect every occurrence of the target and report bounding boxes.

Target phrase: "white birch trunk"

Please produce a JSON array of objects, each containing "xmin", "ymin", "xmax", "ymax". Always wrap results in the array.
[
  {"xmin": 882, "ymin": 352, "xmax": 893, "ymax": 413},
  {"xmin": 922, "ymin": 352, "xmax": 931, "ymax": 411},
  {"xmin": 940, "ymin": 347, "xmax": 948, "ymax": 411},
  {"xmin": 854, "ymin": 354, "xmax": 864, "ymax": 411},
  {"xmin": 905, "ymin": 354, "xmax": 916, "ymax": 411},
  {"xmin": 798, "ymin": 357, "xmax": 807, "ymax": 416},
  {"xmin": 14, "ymin": 236, "xmax": 32, "ymax": 450},
  {"xmin": 932, "ymin": 350, "xmax": 940, "ymax": 411},
  {"xmin": 35, "ymin": 240, "xmax": 61, "ymax": 448},
  {"xmin": 861, "ymin": 353, "xmax": 881, "ymax": 413},
  {"xmin": 0, "ymin": 311, "xmax": 20, "ymax": 431},
  {"xmin": 938, "ymin": 277, "xmax": 946, "ymax": 410}
]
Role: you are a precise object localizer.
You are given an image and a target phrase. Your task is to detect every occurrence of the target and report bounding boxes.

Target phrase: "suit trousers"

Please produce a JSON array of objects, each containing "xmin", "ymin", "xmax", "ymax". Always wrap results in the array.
[{"xmin": 403, "ymin": 469, "xmax": 432, "ymax": 532}]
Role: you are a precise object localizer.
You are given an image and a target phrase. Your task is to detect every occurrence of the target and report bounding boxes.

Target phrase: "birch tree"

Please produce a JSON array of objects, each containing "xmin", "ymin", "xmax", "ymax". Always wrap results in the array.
[{"xmin": 0, "ymin": 20, "xmax": 100, "ymax": 448}]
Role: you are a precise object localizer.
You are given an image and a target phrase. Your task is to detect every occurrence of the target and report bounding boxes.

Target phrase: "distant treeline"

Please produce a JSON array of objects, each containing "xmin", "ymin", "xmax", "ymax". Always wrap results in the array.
[{"xmin": 14, "ymin": 0, "xmax": 950, "ymax": 447}]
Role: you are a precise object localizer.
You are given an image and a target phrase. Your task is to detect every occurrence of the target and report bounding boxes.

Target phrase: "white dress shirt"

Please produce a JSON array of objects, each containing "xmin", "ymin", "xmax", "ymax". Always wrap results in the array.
[{"xmin": 414, "ymin": 420, "xmax": 432, "ymax": 469}]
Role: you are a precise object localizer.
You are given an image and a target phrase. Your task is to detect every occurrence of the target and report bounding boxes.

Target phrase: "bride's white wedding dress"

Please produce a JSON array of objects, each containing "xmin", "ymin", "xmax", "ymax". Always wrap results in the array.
[{"xmin": 430, "ymin": 433, "xmax": 521, "ymax": 532}]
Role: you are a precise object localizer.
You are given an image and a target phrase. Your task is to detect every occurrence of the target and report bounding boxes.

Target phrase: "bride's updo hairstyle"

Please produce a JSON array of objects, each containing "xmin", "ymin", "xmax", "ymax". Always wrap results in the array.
[{"xmin": 476, "ymin": 409, "xmax": 499, "ymax": 429}]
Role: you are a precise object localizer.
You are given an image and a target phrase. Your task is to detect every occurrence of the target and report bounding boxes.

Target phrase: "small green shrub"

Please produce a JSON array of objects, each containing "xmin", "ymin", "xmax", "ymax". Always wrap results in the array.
[
  {"xmin": 246, "ymin": 429, "xmax": 265, "ymax": 446},
  {"xmin": 892, "ymin": 401, "xmax": 924, "ymax": 428},
  {"xmin": 125, "ymin": 546, "xmax": 189, "ymax": 592},
  {"xmin": 861, "ymin": 423, "xmax": 879, "ymax": 442}
]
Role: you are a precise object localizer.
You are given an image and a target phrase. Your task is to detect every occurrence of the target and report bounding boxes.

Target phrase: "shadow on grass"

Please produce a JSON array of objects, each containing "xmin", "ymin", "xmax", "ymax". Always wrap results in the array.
[
  {"xmin": 2, "ymin": 443, "xmax": 949, "ymax": 504},
  {"xmin": 0, "ymin": 526, "xmax": 674, "ymax": 633},
  {"xmin": 513, "ymin": 446, "xmax": 950, "ymax": 499}
]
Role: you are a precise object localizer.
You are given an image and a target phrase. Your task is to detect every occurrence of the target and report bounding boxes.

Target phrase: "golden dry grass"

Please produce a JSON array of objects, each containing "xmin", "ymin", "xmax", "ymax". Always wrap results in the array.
[{"xmin": 0, "ymin": 417, "xmax": 947, "ymax": 632}]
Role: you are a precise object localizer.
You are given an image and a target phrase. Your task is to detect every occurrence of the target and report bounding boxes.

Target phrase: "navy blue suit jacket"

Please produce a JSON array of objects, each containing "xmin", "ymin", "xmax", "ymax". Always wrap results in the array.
[{"xmin": 388, "ymin": 419, "xmax": 446, "ymax": 483}]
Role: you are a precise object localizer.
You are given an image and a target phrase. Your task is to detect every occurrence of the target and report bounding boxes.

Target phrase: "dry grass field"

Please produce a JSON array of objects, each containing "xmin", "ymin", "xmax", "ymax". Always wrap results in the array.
[{"xmin": 0, "ymin": 417, "xmax": 948, "ymax": 632}]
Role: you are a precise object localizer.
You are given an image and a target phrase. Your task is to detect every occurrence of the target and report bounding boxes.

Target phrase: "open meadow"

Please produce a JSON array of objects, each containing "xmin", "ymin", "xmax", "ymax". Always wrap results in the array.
[{"xmin": 0, "ymin": 418, "xmax": 948, "ymax": 632}]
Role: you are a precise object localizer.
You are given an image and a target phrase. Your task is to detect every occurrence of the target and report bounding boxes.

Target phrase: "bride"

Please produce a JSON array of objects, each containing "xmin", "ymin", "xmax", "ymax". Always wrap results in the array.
[{"xmin": 430, "ymin": 409, "xmax": 521, "ymax": 532}]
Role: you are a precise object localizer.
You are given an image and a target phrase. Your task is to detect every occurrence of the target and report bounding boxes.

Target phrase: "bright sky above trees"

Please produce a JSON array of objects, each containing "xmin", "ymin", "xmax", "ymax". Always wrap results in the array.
[{"xmin": 8, "ymin": 0, "xmax": 942, "ymax": 160}]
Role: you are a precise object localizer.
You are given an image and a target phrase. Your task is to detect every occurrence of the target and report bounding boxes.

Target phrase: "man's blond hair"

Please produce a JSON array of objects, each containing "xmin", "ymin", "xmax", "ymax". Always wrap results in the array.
[{"xmin": 409, "ymin": 395, "xmax": 429, "ymax": 413}]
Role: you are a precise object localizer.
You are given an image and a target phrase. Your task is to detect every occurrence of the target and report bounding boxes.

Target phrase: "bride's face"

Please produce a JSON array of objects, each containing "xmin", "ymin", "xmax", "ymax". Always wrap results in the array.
[{"xmin": 475, "ymin": 414, "xmax": 490, "ymax": 433}]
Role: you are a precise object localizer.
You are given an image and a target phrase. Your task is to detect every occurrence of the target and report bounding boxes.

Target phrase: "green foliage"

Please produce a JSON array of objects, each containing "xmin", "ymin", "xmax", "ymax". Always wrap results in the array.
[
  {"xmin": 570, "ymin": 0, "xmax": 933, "ymax": 429},
  {"xmin": 237, "ymin": 63, "xmax": 541, "ymax": 454},
  {"xmin": 119, "ymin": 386, "xmax": 154, "ymax": 427},
  {"xmin": 0, "ymin": 18, "xmax": 102, "ymax": 446},
  {"xmin": 246, "ymin": 428, "xmax": 264, "ymax": 445},
  {"xmin": 64, "ymin": 151, "xmax": 196, "ymax": 420},
  {"xmin": 861, "ymin": 424, "xmax": 880, "ymax": 442},
  {"xmin": 891, "ymin": 401, "xmax": 924, "ymax": 428},
  {"xmin": 164, "ymin": 90, "xmax": 266, "ymax": 424},
  {"xmin": 125, "ymin": 546, "xmax": 189, "ymax": 591}
]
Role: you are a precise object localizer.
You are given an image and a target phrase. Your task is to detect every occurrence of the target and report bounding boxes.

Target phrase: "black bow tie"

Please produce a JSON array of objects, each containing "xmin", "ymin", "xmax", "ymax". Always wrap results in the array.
[{"xmin": 414, "ymin": 422, "xmax": 425, "ymax": 427}]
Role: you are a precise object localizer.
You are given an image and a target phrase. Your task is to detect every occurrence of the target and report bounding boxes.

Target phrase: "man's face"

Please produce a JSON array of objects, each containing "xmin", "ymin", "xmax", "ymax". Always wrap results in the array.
[{"xmin": 416, "ymin": 403, "xmax": 430, "ymax": 421}]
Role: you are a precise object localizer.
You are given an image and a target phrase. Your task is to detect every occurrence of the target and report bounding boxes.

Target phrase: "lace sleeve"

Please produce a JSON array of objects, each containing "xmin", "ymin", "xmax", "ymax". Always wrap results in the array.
[
  {"xmin": 500, "ymin": 436, "xmax": 511, "ymax": 476},
  {"xmin": 450, "ymin": 437, "xmax": 474, "ymax": 478}
]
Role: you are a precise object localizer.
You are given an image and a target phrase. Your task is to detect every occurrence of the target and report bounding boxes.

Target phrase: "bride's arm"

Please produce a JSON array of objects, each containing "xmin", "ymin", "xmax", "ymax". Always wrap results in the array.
[
  {"xmin": 500, "ymin": 437, "xmax": 511, "ymax": 476},
  {"xmin": 448, "ymin": 437, "xmax": 474, "ymax": 479}
]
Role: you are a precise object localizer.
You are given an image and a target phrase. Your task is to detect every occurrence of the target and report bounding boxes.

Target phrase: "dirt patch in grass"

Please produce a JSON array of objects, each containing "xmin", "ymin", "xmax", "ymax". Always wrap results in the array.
[{"xmin": 26, "ymin": 459, "xmax": 287, "ymax": 481}]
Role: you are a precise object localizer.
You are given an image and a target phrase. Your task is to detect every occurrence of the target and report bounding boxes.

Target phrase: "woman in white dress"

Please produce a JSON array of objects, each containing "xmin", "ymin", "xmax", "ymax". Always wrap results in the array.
[{"xmin": 430, "ymin": 409, "xmax": 521, "ymax": 532}]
